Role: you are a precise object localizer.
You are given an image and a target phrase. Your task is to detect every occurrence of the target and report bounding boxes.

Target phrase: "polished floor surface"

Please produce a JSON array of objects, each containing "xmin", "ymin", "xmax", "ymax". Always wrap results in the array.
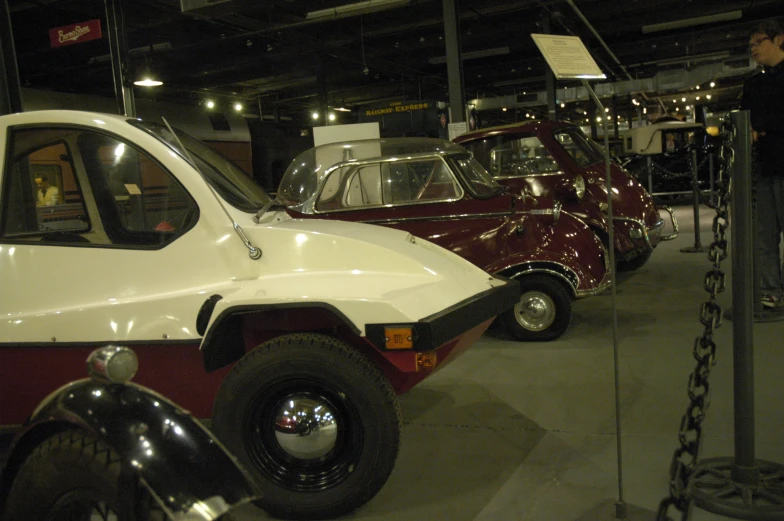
[{"xmin": 234, "ymin": 204, "xmax": 784, "ymax": 521}]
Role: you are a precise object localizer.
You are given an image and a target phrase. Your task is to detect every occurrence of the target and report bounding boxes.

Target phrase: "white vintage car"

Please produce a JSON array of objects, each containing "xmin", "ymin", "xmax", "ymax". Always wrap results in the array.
[{"xmin": 0, "ymin": 110, "xmax": 518, "ymax": 519}]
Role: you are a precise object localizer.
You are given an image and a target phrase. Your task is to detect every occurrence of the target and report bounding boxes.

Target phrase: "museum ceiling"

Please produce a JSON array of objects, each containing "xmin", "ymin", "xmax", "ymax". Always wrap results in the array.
[{"xmin": 7, "ymin": 0, "xmax": 784, "ymax": 125}]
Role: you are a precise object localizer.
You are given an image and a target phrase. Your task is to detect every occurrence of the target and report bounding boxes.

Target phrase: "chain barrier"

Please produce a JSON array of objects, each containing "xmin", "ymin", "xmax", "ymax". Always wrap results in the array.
[
  {"xmin": 650, "ymin": 153, "xmax": 711, "ymax": 180},
  {"xmin": 655, "ymin": 120, "xmax": 734, "ymax": 521}
]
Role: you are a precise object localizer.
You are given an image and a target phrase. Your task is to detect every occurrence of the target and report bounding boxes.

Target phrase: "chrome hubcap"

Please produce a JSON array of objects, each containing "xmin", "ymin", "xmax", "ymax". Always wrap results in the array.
[
  {"xmin": 273, "ymin": 394, "xmax": 339, "ymax": 460},
  {"xmin": 515, "ymin": 291, "xmax": 556, "ymax": 331}
]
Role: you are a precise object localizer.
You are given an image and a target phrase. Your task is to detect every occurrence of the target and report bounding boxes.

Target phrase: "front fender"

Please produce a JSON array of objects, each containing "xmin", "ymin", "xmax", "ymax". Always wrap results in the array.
[{"xmin": 0, "ymin": 379, "xmax": 260, "ymax": 520}]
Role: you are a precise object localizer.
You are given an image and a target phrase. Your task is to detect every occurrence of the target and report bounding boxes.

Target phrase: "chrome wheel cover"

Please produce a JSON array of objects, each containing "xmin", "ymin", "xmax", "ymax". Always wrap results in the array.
[
  {"xmin": 273, "ymin": 394, "xmax": 339, "ymax": 460},
  {"xmin": 514, "ymin": 290, "xmax": 556, "ymax": 331}
]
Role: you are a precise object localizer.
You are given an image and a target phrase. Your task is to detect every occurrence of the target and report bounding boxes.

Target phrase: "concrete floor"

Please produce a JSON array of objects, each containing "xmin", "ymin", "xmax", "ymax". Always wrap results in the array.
[{"xmin": 234, "ymin": 204, "xmax": 784, "ymax": 521}]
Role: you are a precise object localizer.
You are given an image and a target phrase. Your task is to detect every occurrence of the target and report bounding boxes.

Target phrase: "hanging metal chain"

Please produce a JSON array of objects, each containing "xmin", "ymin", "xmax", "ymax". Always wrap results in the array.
[{"xmin": 656, "ymin": 121, "xmax": 734, "ymax": 521}]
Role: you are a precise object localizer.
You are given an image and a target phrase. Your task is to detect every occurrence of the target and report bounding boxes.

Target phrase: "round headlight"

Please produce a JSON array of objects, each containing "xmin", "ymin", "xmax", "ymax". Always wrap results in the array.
[
  {"xmin": 87, "ymin": 346, "xmax": 138, "ymax": 384},
  {"xmin": 574, "ymin": 175, "xmax": 586, "ymax": 200}
]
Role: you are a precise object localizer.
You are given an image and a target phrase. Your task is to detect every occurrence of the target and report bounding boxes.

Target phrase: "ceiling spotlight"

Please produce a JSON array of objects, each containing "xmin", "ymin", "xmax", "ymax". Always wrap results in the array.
[
  {"xmin": 134, "ymin": 76, "xmax": 163, "ymax": 87},
  {"xmin": 206, "ymin": 100, "xmax": 215, "ymax": 109},
  {"xmin": 560, "ymin": 103, "xmax": 565, "ymax": 108},
  {"xmin": 710, "ymin": 81, "xmax": 716, "ymax": 87},
  {"xmin": 643, "ymin": 107, "xmax": 647, "ymax": 114},
  {"xmin": 706, "ymin": 94, "xmax": 712, "ymax": 99},
  {"xmin": 696, "ymin": 96, "xmax": 700, "ymax": 100},
  {"xmin": 681, "ymin": 97, "xmax": 686, "ymax": 102},
  {"xmin": 525, "ymin": 113, "xmax": 530, "ymax": 117},
  {"xmin": 234, "ymin": 103, "xmax": 243, "ymax": 112},
  {"xmin": 596, "ymin": 117, "xmax": 602, "ymax": 122},
  {"xmin": 695, "ymin": 85, "xmax": 700, "ymax": 90},
  {"xmin": 328, "ymin": 113, "xmax": 336, "ymax": 121},
  {"xmin": 502, "ymin": 107, "xmax": 507, "ymax": 111},
  {"xmin": 267, "ymin": 44, "xmax": 273, "ymax": 51},
  {"xmin": 604, "ymin": 107, "xmax": 609, "ymax": 112},
  {"xmin": 312, "ymin": 112, "xmax": 319, "ymax": 120}
]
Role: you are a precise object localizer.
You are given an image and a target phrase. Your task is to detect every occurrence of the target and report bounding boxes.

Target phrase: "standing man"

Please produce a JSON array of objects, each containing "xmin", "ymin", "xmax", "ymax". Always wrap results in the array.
[
  {"xmin": 741, "ymin": 19, "xmax": 784, "ymax": 308},
  {"xmin": 35, "ymin": 174, "xmax": 59, "ymax": 206}
]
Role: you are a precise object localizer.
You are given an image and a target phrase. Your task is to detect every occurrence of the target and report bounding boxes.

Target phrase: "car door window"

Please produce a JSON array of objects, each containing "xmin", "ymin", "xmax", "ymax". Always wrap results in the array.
[
  {"xmin": 1, "ymin": 127, "xmax": 197, "ymax": 248},
  {"xmin": 1, "ymin": 132, "xmax": 90, "ymax": 243}
]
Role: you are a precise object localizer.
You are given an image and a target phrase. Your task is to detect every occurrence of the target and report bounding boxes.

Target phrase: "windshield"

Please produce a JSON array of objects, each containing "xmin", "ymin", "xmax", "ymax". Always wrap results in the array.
[
  {"xmin": 553, "ymin": 127, "xmax": 604, "ymax": 168},
  {"xmin": 448, "ymin": 154, "xmax": 502, "ymax": 198},
  {"xmin": 132, "ymin": 120, "xmax": 271, "ymax": 212}
]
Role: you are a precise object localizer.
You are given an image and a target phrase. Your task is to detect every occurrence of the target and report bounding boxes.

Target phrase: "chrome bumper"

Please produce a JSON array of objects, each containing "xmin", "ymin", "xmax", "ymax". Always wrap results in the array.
[
  {"xmin": 656, "ymin": 205, "xmax": 679, "ymax": 241},
  {"xmin": 613, "ymin": 205, "xmax": 679, "ymax": 252}
]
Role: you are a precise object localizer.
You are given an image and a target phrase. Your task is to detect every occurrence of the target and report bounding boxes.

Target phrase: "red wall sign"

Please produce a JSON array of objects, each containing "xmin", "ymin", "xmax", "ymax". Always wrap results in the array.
[{"xmin": 49, "ymin": 19, "xmax": 102, "ymax": 49}]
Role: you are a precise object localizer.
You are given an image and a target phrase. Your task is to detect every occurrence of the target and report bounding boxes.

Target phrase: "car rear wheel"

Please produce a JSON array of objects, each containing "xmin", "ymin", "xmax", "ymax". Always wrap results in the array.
[
  {"xmin": 212, "ymin": 333, "xmax": 402, "ymax": 520},
  {"xmin": 502, "ymin": 274, "xmax": 572, "ymax": 341},
  {"xmin": 2, "ymin": 429, "xmax": 165, "ymax": 521}
]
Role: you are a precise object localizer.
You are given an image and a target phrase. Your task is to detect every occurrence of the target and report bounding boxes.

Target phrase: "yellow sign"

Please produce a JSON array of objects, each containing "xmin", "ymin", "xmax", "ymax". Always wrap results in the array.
[{"xmin": 364, "ymin": 102, "xmax": 430, "ymax": 117}]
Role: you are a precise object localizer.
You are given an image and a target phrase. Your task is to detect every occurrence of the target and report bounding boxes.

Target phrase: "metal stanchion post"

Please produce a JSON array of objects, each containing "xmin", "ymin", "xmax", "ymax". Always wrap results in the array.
[
  {"xmin": 646, "ymin": 156, "xmax": 653, "ymax": 196},
  {"xmin": 709, "ymin": 152, "xmax": 715, "ymax": 207},
  {"xmin": 691, "ymin": 110, "xmax": 784, "ymax": 519},
  {"xmin": 680, "ymin": 147, "xmax": 706, "ymax": 253}
]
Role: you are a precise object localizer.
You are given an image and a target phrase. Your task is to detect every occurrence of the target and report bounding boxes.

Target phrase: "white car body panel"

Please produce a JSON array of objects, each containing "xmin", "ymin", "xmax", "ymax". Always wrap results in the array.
[{"xmin": 0, "ymin": 110, "xmax": 500, "ymax": 346}]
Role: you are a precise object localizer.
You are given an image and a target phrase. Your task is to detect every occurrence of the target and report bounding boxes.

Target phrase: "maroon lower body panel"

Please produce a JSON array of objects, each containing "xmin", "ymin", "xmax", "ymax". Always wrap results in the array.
[{"xmin": 0, "ymin": 343, "xmax": 231, "ymax": 425}]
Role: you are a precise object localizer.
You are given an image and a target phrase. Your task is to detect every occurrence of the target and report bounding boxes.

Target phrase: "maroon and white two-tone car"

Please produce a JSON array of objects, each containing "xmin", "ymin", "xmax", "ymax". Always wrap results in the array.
[{"xmin": 277, "ymin": 137, "xmax": 611, "ymax": 342}]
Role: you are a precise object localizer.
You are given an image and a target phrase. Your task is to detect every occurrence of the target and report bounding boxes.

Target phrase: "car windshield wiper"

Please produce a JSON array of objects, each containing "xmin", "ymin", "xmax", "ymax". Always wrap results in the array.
[{"xmin": 253, "ymin": 198, "xmax": 287, "ymax": 223}]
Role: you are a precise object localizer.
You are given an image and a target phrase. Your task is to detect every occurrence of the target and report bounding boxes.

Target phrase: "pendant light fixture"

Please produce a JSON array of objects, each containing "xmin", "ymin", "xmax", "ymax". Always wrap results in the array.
[{"xmin": 134, "ymin": 44, "xmax": 163, "ymax": 87}]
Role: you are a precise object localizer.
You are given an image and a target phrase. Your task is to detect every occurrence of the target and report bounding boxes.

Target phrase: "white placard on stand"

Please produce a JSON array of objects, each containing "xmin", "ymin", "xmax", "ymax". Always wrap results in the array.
[
  {"xmin": 530, "ymin": 34, "xmax": 606, "ymax": 80},
  {"xmin": 448, "ymin": 122, "xmax": 468, "ymax": 141},
  {"xmin": 313, "ymin": 122, "xmax": 380, "ymax": 147}
]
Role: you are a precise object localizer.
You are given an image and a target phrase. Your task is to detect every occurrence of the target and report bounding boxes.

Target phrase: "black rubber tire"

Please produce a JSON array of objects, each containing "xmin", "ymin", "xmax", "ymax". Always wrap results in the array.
[
  {"xmin": 616, "ymin": 249, "xmax": 652, "ymax": 272},
  {"xmin": 501, "ymin": 274, "xmax": 572, "ymax": 341},
  {"xmin": 2, "ymin": 429, "xmax": 165, "ymax": 521},
  {"xmin": 212, "ymin": 333, "xmax": 402, "ymax": 520}
]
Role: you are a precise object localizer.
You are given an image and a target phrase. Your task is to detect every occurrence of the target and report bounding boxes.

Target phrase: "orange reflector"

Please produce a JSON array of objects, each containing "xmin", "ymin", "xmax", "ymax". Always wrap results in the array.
[
  {"xmin": 416, "ymin": 352, "xmax": 437, "ymax": 371},
  {"xmin": 384, "ymin": 327, "xmax": 413, "ymax": 349}
]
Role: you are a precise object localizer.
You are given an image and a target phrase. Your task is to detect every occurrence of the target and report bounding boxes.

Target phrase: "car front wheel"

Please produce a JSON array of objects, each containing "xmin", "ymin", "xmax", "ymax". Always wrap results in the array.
[
  {"xmin": 2, "ymin": 429, "xmax": 165, "ymax": 521},
  {"xmin": 502, "ymin": 274, "xmax": 572, "ymax": 341},
  {"xmin": 212, "ymin": 333, "xmax": 402, "ymax": 520}
]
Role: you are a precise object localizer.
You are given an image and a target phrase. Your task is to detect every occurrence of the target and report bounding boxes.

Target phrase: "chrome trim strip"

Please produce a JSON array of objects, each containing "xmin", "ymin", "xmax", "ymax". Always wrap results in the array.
[
  {"xmin": 657, "ymin": 205, "xmax": 679, "ymax": 241},
  {"xmin": 360, "ymin": 211, "xmax": 512, "ymax": 225},
  {"xmin": 493, "ymin": 170, "xmax": 565, "ymax": 179},
  {"xmin": 509, "ymin": 262, "xmax": 580, "ymax": 298},
  {"xmin": 576, "ymin": 276, "xmax": 611, "ymax": 298}
]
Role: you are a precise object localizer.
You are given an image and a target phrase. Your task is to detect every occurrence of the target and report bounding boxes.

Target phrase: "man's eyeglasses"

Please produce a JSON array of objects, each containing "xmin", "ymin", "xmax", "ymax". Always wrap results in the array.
[{"xmin": 749, "ymin": 36, "xmax": 771, "ymax": 51}]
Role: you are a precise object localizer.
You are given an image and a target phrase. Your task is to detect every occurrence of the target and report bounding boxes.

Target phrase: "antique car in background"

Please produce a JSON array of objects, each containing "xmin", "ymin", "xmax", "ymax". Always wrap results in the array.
[
  {"xmin": 454, "ymin": 121, "xmax": 677, "ymax": 271},
  {"xmin": 618, "ymin": 119, "xmax": 711, "ymax": 198},
  {"xmin": 0, "ymin": 110, "xmax": 519, "ymax": 520},
  {"xmin": 276, "ymin": 138, "xmax": 611, "ymax": 343},
  {"xmin": 0, "ymin": 346, "xmax": 260, "ymax": 520}
]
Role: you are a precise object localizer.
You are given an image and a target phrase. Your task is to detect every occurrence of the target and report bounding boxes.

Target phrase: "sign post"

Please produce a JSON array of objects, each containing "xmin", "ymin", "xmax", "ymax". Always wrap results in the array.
[{"xmin": 530, "ymin": 33, "xmax": 629, "ymax": 520}]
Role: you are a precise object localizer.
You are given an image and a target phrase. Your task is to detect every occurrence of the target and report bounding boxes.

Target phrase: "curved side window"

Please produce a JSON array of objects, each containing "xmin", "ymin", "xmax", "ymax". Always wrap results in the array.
[
  {"xmin": 76, "ymin": 131, "xmax": 198, "ymax": 246},
  {"xmin": 315, "ymin": 158, "xmax": 461, "ymax": 212}
]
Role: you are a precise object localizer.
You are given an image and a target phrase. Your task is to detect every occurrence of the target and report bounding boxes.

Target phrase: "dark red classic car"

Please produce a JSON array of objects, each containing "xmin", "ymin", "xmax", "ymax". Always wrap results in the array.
[
  {"xmin": 454, "ymin": 121, "xmax": 678, "ymax": 271},
  {"xmin": 277, "ymin": 138, "xmax": 611, "ymax": 341}
]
